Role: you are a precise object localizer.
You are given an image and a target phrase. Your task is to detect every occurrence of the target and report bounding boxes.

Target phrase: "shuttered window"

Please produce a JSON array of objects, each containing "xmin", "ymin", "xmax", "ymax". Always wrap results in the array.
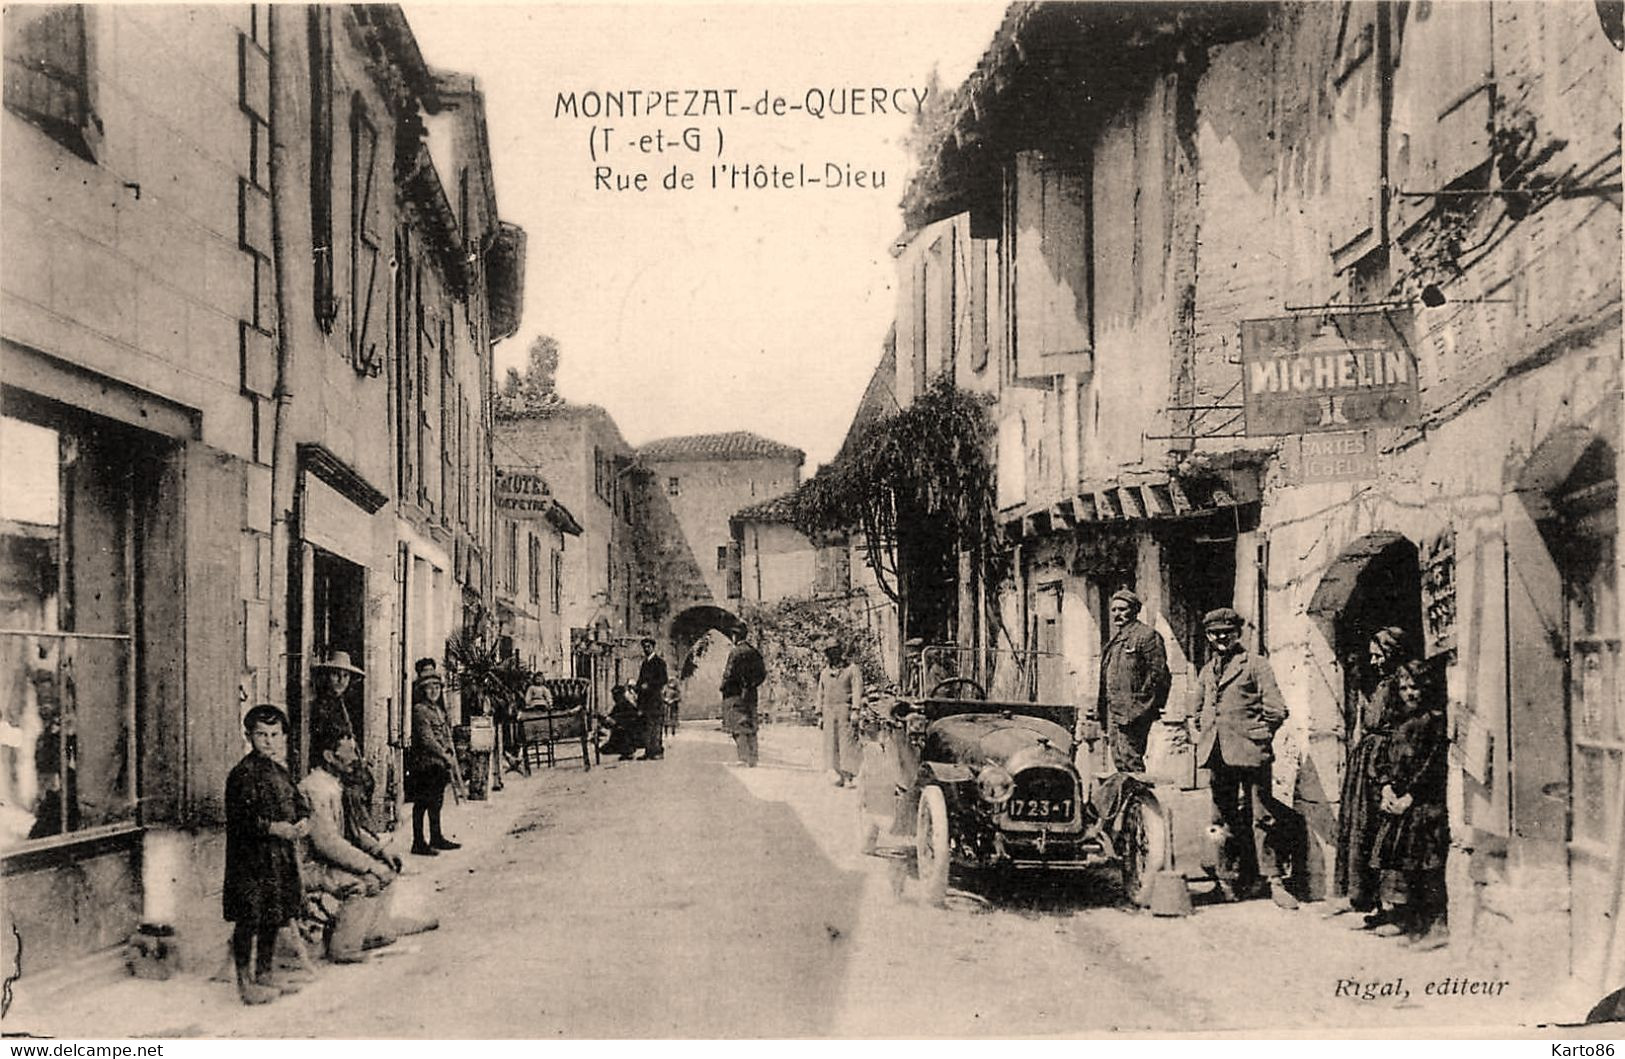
[{"xmin": 3, "ymin": 5, "xmax": 99, "ymax": 162}]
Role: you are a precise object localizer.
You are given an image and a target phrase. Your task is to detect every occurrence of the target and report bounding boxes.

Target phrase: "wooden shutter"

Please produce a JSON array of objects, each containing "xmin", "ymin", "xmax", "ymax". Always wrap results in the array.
[
  {"xmin": 1010, "ymin": 152, "xmax": 1093, "ymax": 380},
  {"xmin": 3, "ymin": 5, "xmax": 98, "ymax": 160},
  {"xmin": 1391, "ymin": 0, "xmax": 1495, "ymax": 235}
]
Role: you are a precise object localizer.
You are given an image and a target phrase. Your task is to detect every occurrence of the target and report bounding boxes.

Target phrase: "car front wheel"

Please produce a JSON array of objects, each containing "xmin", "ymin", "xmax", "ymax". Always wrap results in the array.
[
  {"xmin": 915, "ymin": 785, "xmax": 951, "ymax": 907},
  {"xmin": 1119, "ymin": 793, "xmax": 1172, "ymax": 907}
]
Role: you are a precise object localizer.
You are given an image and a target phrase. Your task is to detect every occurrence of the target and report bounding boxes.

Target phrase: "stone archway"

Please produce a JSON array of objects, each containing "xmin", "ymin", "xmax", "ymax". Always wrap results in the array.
[{"xmin": 668, "ymin": 604, "xmax": 745, "ymax": 720}]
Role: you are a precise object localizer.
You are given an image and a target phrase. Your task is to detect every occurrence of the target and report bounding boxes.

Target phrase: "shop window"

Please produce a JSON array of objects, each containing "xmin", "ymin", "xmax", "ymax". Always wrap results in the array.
[
  {"xmin": 3, "ymin": 5, "xmax": 100, "ymax": 163},
  {"xmin": 1, "ymin": 411, "xmax": 145, "ymax": 850}
]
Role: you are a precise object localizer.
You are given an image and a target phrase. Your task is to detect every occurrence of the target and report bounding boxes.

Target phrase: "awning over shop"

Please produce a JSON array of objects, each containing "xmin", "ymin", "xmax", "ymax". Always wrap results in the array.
[{"xmin": 1001, "ymin": 469, "xmax": 1259, "ymax": 540}]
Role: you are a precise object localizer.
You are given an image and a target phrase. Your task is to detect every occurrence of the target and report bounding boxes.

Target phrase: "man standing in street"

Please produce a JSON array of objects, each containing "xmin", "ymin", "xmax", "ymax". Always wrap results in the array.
[
  {"xmin": 720, "ymin": 624, "xmax": 766, "ymax": 767},
  {"xmin": 1096, "ymin": 589, "xmax": 1171, "ymax": 773},
  {"xmin": 1182, "ymin": 607, "xmax": 1300, "ymax": 910},
  {"xmin": 635, "ymin": 637, "xmax": 668, "ymax": 761},
  {"xmin": 309, "ymin": 650, "xmax": 375, "ymax": 838}
]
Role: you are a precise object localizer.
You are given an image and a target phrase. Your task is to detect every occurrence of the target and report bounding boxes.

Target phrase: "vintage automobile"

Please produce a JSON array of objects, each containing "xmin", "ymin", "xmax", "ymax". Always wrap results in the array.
[{"xmin": 854, "ymin": 678, "xmax": 1174, "ymax": 907}]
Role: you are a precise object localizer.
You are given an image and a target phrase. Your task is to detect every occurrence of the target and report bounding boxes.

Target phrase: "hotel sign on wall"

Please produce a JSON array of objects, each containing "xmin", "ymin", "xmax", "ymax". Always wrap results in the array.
[
  {"xmin": 495, "ymin": 468, "xmax": 553, "ymax": 517},
  {"xmin": 1240, "ymin": 311, "xmax": 1419, "ymax": 436}
]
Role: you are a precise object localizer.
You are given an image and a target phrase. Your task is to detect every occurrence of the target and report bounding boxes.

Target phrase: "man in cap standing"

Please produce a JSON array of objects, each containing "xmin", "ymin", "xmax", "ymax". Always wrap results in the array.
[
  {"xmin": 1097, "ymin": 588, "xmax": 1171, "ymax": 773},
  {"xmin": 1184, "ymin": 607, "xmax": 1300, "ymax": 909}
]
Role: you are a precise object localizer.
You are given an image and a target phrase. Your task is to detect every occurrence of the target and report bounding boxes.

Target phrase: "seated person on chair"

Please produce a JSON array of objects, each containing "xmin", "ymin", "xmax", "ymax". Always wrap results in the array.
[
  {"xmin": 597, "ymin": 684, "xmax": 643, "ymax": 759},
  {"xmin": 299, "ymin": 731, "xmax": 437, "ymax": 962}
]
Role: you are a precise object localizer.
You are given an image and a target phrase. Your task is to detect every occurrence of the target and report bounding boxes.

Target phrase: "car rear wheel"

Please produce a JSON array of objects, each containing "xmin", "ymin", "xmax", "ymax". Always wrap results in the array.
[
  {"xmin": 915, "ymin": 785, "xmax": 951, "ymax": 907},
  {"xmin": 1119, "ymin": 793, "xmax": 1171, "ymax": 907}
]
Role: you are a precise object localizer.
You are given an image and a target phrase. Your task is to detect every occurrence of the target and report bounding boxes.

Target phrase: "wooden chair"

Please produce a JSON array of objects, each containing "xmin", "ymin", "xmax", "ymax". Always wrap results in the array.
[{"xmin": 517, "ymin": 678, "xmax": 595, "ymax": 771}]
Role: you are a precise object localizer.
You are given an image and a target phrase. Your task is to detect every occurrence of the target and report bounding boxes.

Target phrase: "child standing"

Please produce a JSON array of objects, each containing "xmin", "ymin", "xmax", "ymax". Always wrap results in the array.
[{"xmin": 223, "ymin": 704, "xmax": 309, "ymax": 1004}]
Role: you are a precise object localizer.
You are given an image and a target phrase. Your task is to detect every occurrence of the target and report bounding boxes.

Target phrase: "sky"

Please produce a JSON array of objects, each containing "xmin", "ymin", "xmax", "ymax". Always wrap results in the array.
[{"xmin": 406, "ymin": 2, "xmax": 1009, "ymax": 469}]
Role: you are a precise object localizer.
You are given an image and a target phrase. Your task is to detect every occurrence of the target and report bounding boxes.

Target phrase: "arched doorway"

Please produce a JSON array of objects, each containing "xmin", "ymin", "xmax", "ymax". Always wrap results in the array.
[
  {"xmin": 1515, "ymin": 429, "xmax": 1620, "ymax": 986},
  {"xmin": 1308, "ymin": 531, "xmax": 1425, "ymax": 740},
  {"xmin": 669, "ymin": 604, "xmax": 745, "ymax": 720}
]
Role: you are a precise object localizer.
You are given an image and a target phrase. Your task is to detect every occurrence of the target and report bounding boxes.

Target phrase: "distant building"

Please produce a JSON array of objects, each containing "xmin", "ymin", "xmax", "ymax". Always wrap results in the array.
[
  {"xmin": 494, "ymin": 403, "xmax": 648, "ymax": 705},
  {"xmin": 492, "ymin": 470, "xmax": 581, "ymax": 677},
  {"xmin": 639, "ymin": 431, "xmax": 805, "ymax": 603}
]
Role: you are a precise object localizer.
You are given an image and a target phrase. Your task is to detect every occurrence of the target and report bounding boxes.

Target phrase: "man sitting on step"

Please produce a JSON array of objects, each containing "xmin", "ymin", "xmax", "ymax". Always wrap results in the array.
[{"xmin": 300, "ymin": 731, "xmax": 436, "ymax": 961}]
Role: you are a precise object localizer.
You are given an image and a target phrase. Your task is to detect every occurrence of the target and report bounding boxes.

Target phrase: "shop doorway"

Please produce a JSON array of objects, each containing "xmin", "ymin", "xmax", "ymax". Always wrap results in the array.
[
  {"xmin": 1166, "ymin": 526, "xmax": 1239, "ymax": 673},
  {"xmin": 1534, "ymin": 436, "xmax": 1619, "ymax": 985},
  {"xmin": 1309, "ymin": 532, "xmax": 1424, "ymax": 740},
  {"xmin": 309, "ymin": 548, "xmax": 367, "ymax": 748}
]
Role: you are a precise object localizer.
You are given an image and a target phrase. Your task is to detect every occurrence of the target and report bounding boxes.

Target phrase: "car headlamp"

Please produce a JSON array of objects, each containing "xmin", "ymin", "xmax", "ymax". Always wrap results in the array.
[{"xmin": 977, "ymin": 764, "xmax": 1014, "ymax": 805}]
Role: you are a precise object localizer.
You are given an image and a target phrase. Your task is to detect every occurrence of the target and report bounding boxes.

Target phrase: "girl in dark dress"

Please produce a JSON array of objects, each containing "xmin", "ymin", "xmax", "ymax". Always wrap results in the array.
[
  {"xmin": 1370, "ymin": 660, "xmax": 1450, "ymax": 948},
  {"xmin": 223, "ymin": 704, "xmax": 308, "ymax": 1005},
  {"xmin": 1331, "ymin": 627, "xmax": 1409, "ymax": 923}
]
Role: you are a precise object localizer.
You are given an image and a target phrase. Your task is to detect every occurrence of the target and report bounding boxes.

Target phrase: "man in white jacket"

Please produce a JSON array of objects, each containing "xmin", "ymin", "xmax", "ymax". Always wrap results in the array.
[{"xmin": 300, "ymin": 732, "xmax": 403, "ymax": 962}]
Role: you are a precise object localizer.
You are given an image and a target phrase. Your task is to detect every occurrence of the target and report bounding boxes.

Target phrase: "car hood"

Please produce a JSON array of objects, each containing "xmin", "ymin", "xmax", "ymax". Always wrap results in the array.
[{"xmin": 926, "ymin": 713, "xmax": 1075, "ymax": 770}]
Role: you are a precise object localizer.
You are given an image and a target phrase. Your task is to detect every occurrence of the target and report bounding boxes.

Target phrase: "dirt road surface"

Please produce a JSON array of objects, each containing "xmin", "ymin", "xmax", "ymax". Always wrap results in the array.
[{"xmin": 4, "ymin": 725, "xmax": 1575, "ymax": 1038}]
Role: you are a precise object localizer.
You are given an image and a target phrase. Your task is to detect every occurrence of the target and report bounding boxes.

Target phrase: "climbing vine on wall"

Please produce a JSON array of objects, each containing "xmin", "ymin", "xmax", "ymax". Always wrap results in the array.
[{"xmin": 794, "ymin": 379, "xmax": 1006, "ymax": 641}]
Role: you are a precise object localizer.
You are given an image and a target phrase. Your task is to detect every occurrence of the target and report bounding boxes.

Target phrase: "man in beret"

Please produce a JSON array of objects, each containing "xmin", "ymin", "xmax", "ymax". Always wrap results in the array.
[
  {"xmin": 1183, "ymin": 607, "xmax": 1299, "ymax": 909},
  {"xmin": 1096, "ymin": 588, "xmax": 1171, "ymax": 773}
]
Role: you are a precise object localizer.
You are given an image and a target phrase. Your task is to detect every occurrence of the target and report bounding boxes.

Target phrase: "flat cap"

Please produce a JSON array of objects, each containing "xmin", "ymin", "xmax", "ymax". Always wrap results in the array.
[
  {"xmin": 1203, "ymin": 607, "xmax": 1244, "ymax": 631},
  {"xmin": 1109, "ymin": 588, "xmax": 1142, "ymax": 609}
]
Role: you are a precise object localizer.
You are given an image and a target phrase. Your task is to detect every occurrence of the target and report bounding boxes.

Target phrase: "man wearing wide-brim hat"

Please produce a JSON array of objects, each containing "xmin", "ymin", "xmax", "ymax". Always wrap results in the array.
[
  {"xmin": 310, "ymin": 649, "xmax": 375, "ymax": 836},
  {"xmin": 1177, "ymin": 607, "xmax": 1300, "ymax": 909}
]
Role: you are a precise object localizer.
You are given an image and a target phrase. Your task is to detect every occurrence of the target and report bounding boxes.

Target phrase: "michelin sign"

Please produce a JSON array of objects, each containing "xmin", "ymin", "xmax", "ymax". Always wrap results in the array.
[{"xmin": 1240, "ymin": 310, "xmax": 1419, "ymax": 436}]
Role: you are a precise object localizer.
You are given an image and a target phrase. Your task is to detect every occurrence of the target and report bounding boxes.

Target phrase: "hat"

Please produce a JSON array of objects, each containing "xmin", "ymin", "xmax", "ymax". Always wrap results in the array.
[
  {"xmin": 1203, "ymin": 607, "xmax": 1244, "ymax": 631},
  {"xmin": 314, "ymin": 650, "xmax": 364, "ymax": 676},
  {"xmin": 412, "ymin": 658, "xmax": 443, "ymax": 688},
  {"xmin": 1109, "ymin": 588, "xmax": 1142, "ymax": 610}
]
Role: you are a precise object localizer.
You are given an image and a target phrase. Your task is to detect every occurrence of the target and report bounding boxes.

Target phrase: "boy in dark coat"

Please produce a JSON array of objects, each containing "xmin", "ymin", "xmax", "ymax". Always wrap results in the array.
[{"xmin": 223, "ymin": 704, "xmax": 309, "ymax": 1004}]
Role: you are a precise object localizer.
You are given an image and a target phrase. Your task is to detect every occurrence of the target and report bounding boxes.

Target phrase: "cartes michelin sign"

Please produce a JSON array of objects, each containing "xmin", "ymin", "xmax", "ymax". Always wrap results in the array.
[{"xmin": 1240, "ymin": 310, "xmax": 1419, "ymax": 436}]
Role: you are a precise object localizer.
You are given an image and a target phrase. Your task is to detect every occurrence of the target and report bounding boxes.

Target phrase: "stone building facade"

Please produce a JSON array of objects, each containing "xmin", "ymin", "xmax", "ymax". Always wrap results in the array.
[
  {"xmin": 1, "ymin": 4, "xmax": 523, "ymax": 973},
  {"xmin": 900, "ymin": 0, "xmax": 1622, "ymax": 995}
]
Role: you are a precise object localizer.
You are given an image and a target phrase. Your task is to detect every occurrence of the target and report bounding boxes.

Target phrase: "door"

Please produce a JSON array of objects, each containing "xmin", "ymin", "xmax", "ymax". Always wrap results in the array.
[
  {"xmin": 1035, "ymin": 582, "xmax": 1065, "ymax": 703},
  {"xmin": 1557, "ymin": 454, "xmax": 1620, "ymax": 986}
]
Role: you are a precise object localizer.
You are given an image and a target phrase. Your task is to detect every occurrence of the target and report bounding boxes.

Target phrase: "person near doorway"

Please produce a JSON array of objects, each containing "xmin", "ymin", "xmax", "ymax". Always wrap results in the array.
[
  {"xmin": 406, "ymin": 660, "xmax": 464, "ymax": 856},
  {"xmin": 1370, "ymin": 659, "xmax": 1450, "ymax": 949},
  {"xmin": 721, "ymin": 624, "xmax": 767, "ymax": 767},
  {"xmin": 635, "ymin": 638, "xmax": 668, "ymax": 761},
  {"xmin": 1096, "ymin": 589, "xmax": 1172, "ymax": 774},
  {"xmin": 818, "ymin": 642, "xmax": 864, "ymax": 786},
  {"xmin": 298, "ymin": 730, "xmax": 402, "ymax": 963},
  {"xmin": 1185, "ymin": 607, "xmax": 1300, "ymax": 910},
  {"xmin": 309, "ymin": 650, "xmax": 376, "ymax": 838},
  {"xmin": 223, "ymin": 705, "xmax": 309, "ymax": 1005},
  {"xmin": 1329, "ymin": 626, "xmax": 1410, "ymax": 924}
]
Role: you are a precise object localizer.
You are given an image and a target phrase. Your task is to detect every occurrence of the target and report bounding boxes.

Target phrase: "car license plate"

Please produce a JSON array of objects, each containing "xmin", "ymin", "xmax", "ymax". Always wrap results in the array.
[{"xmin": 1007, "ymin": 797, "xmax": 1074, "ymax": 821}]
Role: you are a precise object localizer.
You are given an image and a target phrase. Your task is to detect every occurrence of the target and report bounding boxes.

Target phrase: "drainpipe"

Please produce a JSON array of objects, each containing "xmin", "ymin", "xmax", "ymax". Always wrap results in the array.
[{"xmin": 265, "ymin": 3, "xmax": 297, "ymax": 703}]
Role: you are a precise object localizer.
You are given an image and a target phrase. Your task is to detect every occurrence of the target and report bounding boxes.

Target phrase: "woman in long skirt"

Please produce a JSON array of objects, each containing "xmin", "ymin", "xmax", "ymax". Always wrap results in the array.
[
  {"xmin": 1370, "ymin": 660, "xmax": 1450, "ymax": 948},
  {"xmin": 1330, "ymin": 627, "xmax": 1408, "ymax": 923}
]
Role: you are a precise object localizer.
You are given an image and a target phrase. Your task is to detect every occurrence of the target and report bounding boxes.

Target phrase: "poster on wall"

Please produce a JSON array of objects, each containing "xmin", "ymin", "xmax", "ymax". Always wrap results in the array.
[{"xmin": 1421, "ymin": 529, "xmax": 1458, "ymax": 656}]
